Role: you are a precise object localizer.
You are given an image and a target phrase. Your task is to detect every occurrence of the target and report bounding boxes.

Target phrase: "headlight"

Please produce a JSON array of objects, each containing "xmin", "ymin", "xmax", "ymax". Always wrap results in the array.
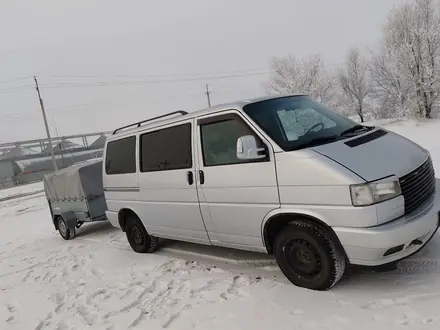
[{"xmin": 350, "ymin": 179, "xmax": 401, "ymax": 206}]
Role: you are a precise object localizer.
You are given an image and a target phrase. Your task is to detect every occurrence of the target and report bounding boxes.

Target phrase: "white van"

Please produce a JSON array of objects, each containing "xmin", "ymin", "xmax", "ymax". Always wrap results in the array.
[{"xmin": 103, "ymin": 95, "xmax": 440, "ymax": 290}]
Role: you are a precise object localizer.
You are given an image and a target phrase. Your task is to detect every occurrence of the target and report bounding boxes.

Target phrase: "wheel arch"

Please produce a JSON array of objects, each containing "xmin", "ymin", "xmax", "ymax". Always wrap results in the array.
[
  {"xmin": 52, "ymin": 214, "xmax": 60, "ymax": 230},
  {"xmin": 53, "ymin": 211, "xmax": 77, "ymax": 230},
  {"xmin": 262, "ymin": 210, "xmax": 347, "ymax": 260},
  {"xmin": 118, "ymin": 208, "xmax": 140, "ymax": 232}
]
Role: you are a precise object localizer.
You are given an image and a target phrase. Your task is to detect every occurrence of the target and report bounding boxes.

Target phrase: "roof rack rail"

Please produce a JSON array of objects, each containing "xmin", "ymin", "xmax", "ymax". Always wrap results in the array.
[{"xmin": 113, "ymin": 110, "xmax": 188, "ymax": 134}]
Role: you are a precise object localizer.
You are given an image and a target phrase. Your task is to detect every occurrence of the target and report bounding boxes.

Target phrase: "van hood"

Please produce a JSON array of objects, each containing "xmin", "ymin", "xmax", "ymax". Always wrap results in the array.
[{"xmin": 312, "ymin": 129, "xmax": 429, "ymax": 182}]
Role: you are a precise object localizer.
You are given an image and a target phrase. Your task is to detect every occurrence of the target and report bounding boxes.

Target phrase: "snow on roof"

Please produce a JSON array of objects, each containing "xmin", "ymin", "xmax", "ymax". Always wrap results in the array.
[{"xmin": 0, "ymin": 146, "xmax": 39, "ymax": 160}]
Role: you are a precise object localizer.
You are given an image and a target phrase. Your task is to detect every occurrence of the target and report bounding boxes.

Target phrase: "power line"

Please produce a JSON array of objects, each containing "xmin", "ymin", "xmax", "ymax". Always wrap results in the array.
[
  {"xmin": 0, "ymin": 63, "xmax": 345, "ymax": 94},
  {"xmin": 0, "ymin": 85, "xmax": 34, "ymax": 93},
  {"xmin": 0, "ymin": 69, "xmax": 271, "ymax": 122},
  {"xmin": 0, "ymin": 71, "xmax": 270, "ymax": 96},
  {"xmin": 0, "ymin": 84, "xmax": 265, "ymax": 123},
  {"xmin": 44, "ymin": 68, "xmax": 269, "ymax": 79},
  {"xmin": 37, "ymin": 71, "xmax": 271, "ymax": 89},
  {"xmin": 0, "ymin": 101, "xmax": 108, "ymax": 119},
  {"xmin": 0, "ymin": 106, "xmax": 108, "ymax": 123},
  {"xmin": 0, "ymin": 76, "xmax": 33, "ymax": 84},
  {"xmin": 46, "ymin": 101, "xmax": 107, "ymax": 112}
]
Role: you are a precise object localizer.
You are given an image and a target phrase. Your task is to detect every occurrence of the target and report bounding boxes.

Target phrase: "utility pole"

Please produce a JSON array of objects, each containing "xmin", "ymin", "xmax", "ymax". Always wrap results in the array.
[
  {"xmin": 34, "ymin": 76, "xmax": 58, "ymax": 171},
  {"xmin": 205, "ymin": 84, "xmax": 211, "ymax": 107},
  {"xmin": 53, "ymin": 115, "xmax": 65, "ymax": 168}
]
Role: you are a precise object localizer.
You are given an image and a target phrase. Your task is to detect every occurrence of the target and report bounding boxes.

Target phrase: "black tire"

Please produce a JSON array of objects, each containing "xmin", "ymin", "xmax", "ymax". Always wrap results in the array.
[
  {"xmin": 274, "ymin": 220, "xmax": 346, "ymax": 291},
  {"xmin": 125, "ymin": 215, "xmax": 159, "ymax": 253},
  {"xmin": 57, "ymin": 216, "xmax": 76, "ymax": 240}
]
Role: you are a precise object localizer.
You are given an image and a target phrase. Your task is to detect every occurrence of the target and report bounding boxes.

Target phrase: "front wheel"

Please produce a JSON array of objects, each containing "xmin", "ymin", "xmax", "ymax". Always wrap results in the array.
[
  {"xmin": 57, "ymin": 216, "xmax": 76, "ymax": 240},
  {"xmin": 125, "ymin": 215, "xmax": 159, "ymax": 253},
  {"xmin": 274, "ymin": 220, "xmax": 346, "ymax": 291}
]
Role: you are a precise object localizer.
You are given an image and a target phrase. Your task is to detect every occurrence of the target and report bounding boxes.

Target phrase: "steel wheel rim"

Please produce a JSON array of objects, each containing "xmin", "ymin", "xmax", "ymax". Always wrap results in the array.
[
  {"xmin": 131, "ymin": 225, "xmax": 144, "ymax": 245},
  {"xmin": 59, "ymin": 219, "xmax": 67, "ymax": 236},
  {"xmin": 285, "ymin": 238, "xmax": 322, "ymax": 277}
]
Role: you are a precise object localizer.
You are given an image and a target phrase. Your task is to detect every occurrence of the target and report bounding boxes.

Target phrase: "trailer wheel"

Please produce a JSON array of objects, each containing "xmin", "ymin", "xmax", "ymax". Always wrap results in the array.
[
  {"xmin": 125, "ymin": 215, "xmax": 158, "ymax": 253},
  {"xmin": 57, "ymin": 216, "xmax": 76, "ymax": 240}
]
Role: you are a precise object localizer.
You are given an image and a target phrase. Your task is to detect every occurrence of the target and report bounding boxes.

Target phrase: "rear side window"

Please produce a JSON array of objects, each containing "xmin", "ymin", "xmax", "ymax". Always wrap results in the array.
[
  {"xmin": 105, "ymin": 136, "xmax": 136, "ymax": 174},
  {"xmin": 140, "ymin": 123, "xmax": 192, "ymax": 172}
]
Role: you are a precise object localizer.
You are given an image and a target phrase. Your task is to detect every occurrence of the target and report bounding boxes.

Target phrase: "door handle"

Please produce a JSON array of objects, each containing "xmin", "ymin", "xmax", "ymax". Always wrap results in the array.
[
  {"xmin": 199, "ymin": 170, "xmax": 205, "ymax": 185},
  {"xmin": 187, "ymin": 171, "xmax": 194, "ymax": 185}
]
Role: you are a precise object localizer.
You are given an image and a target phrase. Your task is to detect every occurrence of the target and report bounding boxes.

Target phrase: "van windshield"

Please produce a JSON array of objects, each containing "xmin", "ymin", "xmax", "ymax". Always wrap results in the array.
[{"xmin": 243, "ymin": 96, "xmax": 367, "ymax": 151}]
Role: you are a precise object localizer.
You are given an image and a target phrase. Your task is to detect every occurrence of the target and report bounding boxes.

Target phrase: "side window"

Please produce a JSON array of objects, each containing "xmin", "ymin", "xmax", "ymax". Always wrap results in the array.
[
  {"xmin": 105, "ymin": 136, "xmax": 136, "ymax": 175},
  {"xmin": 200, "ymin": 115, "xmax": 267, "ymax": 167},
  {"xmin": 140, "ymin": 123, "xmax": 192, "ymax": 172}
]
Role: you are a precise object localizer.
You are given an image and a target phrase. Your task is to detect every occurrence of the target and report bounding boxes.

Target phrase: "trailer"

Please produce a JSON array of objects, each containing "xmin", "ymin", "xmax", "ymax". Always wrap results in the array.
[{"xmin": 43, "ymin": 159, "xmax": 107, "ymax": 240}]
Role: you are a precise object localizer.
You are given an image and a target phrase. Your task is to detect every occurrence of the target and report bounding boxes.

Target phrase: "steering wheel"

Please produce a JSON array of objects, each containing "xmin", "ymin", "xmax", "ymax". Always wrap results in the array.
[{"xmin": 304, "ymin": 122, "xmax": 324, "ymax": 135}]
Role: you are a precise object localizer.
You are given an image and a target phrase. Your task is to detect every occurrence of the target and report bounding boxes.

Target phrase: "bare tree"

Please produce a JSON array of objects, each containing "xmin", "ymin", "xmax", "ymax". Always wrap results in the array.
[
  {"xmin": 337, "ymin": 48, "xmax": 370, "ymax": 122},
  {"xmin": 415, "ymin": 0, "xmax": 440, "ymax": 118},
  {"xmin": 372, "ymin": 0, "xmax": 440, "ymax": 118},
  {"xmin": 369, "ymin": 45, "xmax": 413, "ymax": 118},
  {"xmin": 266, "ymin": 54, "xmax": 336, "ymax": 104}
]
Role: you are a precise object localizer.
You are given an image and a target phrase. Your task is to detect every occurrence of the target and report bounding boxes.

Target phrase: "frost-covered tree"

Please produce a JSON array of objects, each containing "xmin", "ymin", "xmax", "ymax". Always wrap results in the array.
[
  {"xmin": 369, "ymin": 45, "xmax": 413, "ymax": 118},
  {"xmin": 337, "ymin": 48, "xmax": 370, "ymax": 122},
  {"xmin": 371, "ymin": 0, "xmax": 440, "ymax": 118},
  {"xmin": 266, "ymin": 54, "xmax": 336, "ymax": 104}
]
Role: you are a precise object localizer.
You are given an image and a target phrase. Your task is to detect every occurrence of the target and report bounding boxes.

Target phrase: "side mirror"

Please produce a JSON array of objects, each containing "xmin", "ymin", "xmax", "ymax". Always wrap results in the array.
[{"xmin": 236, "ymin": 135, "xmax": 266, "ymax": 160}]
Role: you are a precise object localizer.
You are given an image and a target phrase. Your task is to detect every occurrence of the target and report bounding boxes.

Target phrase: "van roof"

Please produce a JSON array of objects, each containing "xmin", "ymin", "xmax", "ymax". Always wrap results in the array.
[{"xmin": 108, "ymin": 93, "xmax": 303, "ymax": 140}]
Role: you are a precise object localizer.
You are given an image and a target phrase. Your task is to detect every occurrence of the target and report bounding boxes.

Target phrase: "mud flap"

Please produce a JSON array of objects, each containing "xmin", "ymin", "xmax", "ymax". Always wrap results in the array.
[{"xmin": 60, "ymin": 211, "xmax": 78, "ymax": 230}]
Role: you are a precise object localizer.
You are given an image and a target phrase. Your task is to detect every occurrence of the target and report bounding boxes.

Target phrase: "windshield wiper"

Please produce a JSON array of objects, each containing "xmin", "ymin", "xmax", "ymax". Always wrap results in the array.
[
  {"xmin": 292, "ymin": 135, "xmax": 339, "ymax": 150},
  {"xmin": 340, "ymin": 125, "xmax": 370, "ymax": 136}
]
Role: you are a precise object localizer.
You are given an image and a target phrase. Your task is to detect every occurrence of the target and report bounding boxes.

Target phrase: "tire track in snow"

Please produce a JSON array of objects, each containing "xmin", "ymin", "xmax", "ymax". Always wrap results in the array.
[
  {"xmin": 3, "ymin": 209, "xmax": 440, "ymax": 329},
  {"xmin": 92, "ymin": 259, "xmax": 255, "ymax": 328},
  {"xmin": 3, "ymin": 244, "xmax": 255, "ymax": 329}
]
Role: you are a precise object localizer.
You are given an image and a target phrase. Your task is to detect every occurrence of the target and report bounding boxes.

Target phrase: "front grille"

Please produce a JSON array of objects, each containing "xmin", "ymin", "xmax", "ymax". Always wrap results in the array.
[{"xmin": 399, "ymin": 157, "xmax": 435, "ymax": 214}]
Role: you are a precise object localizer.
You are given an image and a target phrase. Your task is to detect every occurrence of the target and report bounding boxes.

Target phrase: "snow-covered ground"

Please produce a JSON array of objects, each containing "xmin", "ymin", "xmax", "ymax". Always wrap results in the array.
[
  {"xmin": 1, "ymin": 119, "xmax": 440, "ymax": 330},
  {"xmin": 0, "ymin": 182, "xmax": 44, "ymax": 201}
]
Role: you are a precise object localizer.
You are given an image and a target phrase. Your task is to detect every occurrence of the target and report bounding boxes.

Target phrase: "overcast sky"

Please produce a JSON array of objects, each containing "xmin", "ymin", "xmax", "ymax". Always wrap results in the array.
[{"xmin": 0, "ymin": 0, "xmax": 404, "ymax": 142}]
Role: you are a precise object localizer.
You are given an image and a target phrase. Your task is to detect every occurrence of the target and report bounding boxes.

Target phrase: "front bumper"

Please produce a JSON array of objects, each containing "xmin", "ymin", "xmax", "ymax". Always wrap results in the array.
[{"xmin": 334, "ymin": 180, "xmax": 440, "ymax": 266}]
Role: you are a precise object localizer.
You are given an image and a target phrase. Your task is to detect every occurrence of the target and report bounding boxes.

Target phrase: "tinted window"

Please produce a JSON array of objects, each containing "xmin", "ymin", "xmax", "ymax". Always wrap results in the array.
[
  {"xmin": 105, "ymin": 136, "xmax": 136, "ymax": 175},
  {"xmin": 140, "ymin": 123, "xmax": 192, "ymax": 172},
  {"xmin": 200, "ymin": 116, "xmax": 266, "ymax": 166}
]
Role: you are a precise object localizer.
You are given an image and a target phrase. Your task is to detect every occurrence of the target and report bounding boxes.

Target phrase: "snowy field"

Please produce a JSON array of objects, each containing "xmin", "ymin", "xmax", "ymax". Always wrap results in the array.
[
  {"xmin": 1, "ymin": 119, "xmax": 440, "ymax": 330},
  {"xmin": 0, "ymin": 181, "xmax": 43, "ymax": 201}
]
